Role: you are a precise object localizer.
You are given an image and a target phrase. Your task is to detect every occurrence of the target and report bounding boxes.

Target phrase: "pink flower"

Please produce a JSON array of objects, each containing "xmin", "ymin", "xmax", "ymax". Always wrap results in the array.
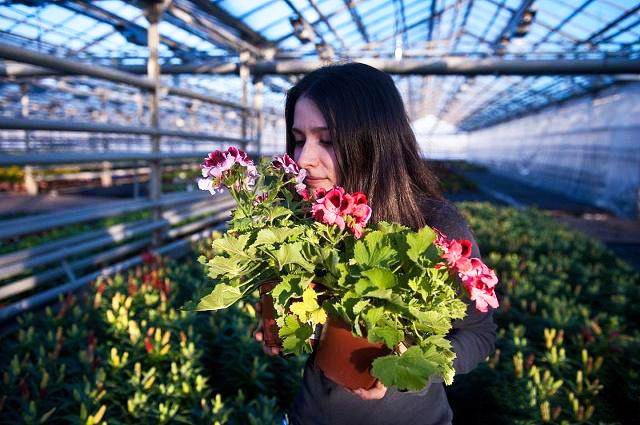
[
  {"xmin": 227, "ymin": 146, "xmax": 252, "ymax": 167},
  {"xmin": 346, "ymin": 196, "xmax": 372, "ymax": 239},
  {"xmin": 310, "ymin": 187, "xmax": 371, "ymax": 239},
  {"xmin": 253, "ymin": 192, "xmax": 269, "ymax": 206},
  {"xmin": 273, "ymin": 154, "xmax": 309, "ymax": 200},
  {"xmin": 273, "ymin": 154, "xmax": 301, "ymax": 175},
  {"xmin": 312, "ymin": 187, "xmax": 347, "ymax": 230},
  {"xmin": 466, "ymin": 285, "xmax": 499, "ymax": 313},
  {"xmin": 435, "ymin": 232, "xmax": 499, "ymax": 313},
  {"xmin": 198, "ymin": 147, "xmax": 257, "ymax": 194},
  {"xmin": 295, "ymin": 169, "xmax": 310, "ymax": 200},
  {"xmin": 314, "ymin": 187, "xmax": 327, "ymax": 200},
  {"xmin": 202, "ymin": 150, "xmax": 235, "ymax": 179}
]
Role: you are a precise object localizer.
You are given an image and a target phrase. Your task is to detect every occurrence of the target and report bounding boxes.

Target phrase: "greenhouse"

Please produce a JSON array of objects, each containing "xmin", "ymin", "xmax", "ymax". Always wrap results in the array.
[{"xmin": 0, "ymin": 0, "xmax": 639, "ymax": 424}]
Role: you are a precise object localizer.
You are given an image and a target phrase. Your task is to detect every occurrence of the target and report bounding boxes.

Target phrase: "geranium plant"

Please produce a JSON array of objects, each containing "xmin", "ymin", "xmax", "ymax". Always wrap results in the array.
[{"xmin": 186, "ymin": 147, "xmax": 499, "ymax": 391}]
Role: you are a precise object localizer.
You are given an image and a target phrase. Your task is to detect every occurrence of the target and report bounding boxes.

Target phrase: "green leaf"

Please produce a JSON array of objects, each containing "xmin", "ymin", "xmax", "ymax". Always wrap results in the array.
[
  {"xmin": 279, "ymin": 314, "xmax": 313, "ymax": 355},
  {"xmin": 406, "ymin": 226, "xmax": 436, "ymax": 264},
  {"xmin": 425, "ymin": 335, "xmax": 452, "ymax": 350},
  {"xmin": 363, "ymin": 306, "xmax": 384, "ymax": 326},
  {"xmin": 195, "ymin": 284, "xmax": 243, "ymax": 311},
  {"xmin": 353, "ymin": 231, "xmax": 396, "ymax": 267},
  {"xmin": 362, "ymin": 267, "xmax": 397, "ymax": 290},
  {"xmin": 255, "ymin": 227, "xmax": 303, "ymax": 246},
  {"xmin": 271, "ymin": 275, "xmax": 304, "ymax": 305},
  {"xmin": 354, "ymin": 278, "xmax": 374, "ymax": 295},
  {"xmin": 368, "ymin": 323, "xmax": 404, "ymax": 348},
  {"xmin": 352, "ymin": 300, "xmax": 370, "ymax": 316},
  {"xmin": 206, "ymin": 256, "xmax": 248, "ymax": 279},
  {"xmin": 409, "ymin": 308, "xmax": 452, "ymax": 334},
  {"xmin": 268, "ymin": 206, "xmax": 293, "ymax": 222},
  {"xmin": 371, "ymin": 346, "xmax": 438, "ymax": 391},
  {"xmin": 289, "ymin": 286, "xmax": 322, "ymax": 322},
  {"xmin": 212, "ymin": 233, "xmax": 252, "ymax": 258},
  {"xmin": 274, "ymin": 242, "xmax": 314, "ymax": 272}
]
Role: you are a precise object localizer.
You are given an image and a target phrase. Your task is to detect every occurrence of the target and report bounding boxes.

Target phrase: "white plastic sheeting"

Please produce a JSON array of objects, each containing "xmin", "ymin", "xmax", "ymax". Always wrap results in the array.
[{"xmin": 459, "ymin": 82, "xmax": 640, "ymax": 218}]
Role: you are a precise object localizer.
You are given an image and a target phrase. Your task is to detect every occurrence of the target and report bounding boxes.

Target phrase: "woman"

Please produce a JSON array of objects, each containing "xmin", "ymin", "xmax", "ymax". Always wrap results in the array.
[{"xmin": 255, "ymin": 63, "xmax": 496, "ymax": 425}]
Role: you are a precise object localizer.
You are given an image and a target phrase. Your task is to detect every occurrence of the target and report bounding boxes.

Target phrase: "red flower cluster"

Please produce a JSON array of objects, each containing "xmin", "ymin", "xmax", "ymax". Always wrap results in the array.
[
  {"xmin": 435, "ymin": 232, "xmax": 499, "ymax": 313},
  {"xmin": 311, "ymin": 187, "xmax": 372, "ymax": 239}
]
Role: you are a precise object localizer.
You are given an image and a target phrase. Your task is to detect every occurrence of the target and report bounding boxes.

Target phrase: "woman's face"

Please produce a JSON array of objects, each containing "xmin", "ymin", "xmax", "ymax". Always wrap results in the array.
[{"xmin": 292, "ymin": 96, "xmax": 338, "ymax": 191}]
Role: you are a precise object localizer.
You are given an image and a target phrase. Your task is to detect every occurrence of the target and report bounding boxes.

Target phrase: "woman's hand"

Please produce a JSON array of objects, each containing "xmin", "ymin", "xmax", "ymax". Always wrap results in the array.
[
  {"xmin": 349, "ymin": 380, "xmax": 387, "ymax": 400},
  {"xmin": 253, "ymin": 302, "xmax": 281, "ymax": 356}
]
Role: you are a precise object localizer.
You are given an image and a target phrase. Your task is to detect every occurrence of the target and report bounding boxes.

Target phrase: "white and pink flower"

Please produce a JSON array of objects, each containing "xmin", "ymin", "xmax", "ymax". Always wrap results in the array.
[
  {"xmin": 198, "ymin": 147, "xmax": 257, "ymax": 194},
  {"xmin": 273, "ymin": 153, "xmax": 310, "ymax": 200}
]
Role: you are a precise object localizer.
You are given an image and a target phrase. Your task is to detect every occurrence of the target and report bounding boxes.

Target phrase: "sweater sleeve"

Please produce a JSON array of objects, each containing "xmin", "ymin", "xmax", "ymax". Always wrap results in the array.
[{"xmin": 425, "ymin": 202, "xmax": 497, "ymax": 382}]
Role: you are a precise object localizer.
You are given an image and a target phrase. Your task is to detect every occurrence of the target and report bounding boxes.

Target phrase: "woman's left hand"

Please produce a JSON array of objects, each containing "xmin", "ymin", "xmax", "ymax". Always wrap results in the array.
[{"xmin": 350, "ymin": 380, "xmax": 387, "ymax": 400}]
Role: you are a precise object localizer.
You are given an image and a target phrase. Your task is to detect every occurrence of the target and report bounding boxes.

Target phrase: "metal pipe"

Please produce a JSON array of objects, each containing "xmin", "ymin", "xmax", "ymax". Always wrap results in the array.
[
  {"xmin": 0, "ymin": 198, "xmax": 228, "ymax": 283},
  {"xmin": 0, "ymin": 191, "xmax": 212, "ymax": 239},
  {"xmin": 0, "ymin": 151, "xmax": 218, "ymax": 166},
  {"xmin": 0, "ymin": 220, "xmax": 227, "ymax": 322},
  {"xmin": 248, "ymin": 57, "xmax": 640, "ymax": 76},
  {"xmin": 0, "ymin": 117, "xmax": 250, "ymax": 143},
  {"xmin": 6, "ymin": 56, "xmax": 639, "ymax": 77},
  {"xmin": 0, "ymin": 42, "xmax": 247, "ymax": 110}
]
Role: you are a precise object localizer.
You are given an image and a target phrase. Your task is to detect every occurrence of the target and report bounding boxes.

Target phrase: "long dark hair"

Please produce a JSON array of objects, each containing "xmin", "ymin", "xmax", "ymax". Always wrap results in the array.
[{"xmin": 285, "ymin": 62, "xmax": 443, "ymax": 230}]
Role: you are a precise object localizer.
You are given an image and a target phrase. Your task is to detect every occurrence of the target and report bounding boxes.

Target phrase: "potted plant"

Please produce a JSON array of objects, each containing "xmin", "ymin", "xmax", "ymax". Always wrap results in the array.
[{"xmin": 185, "ymin": 147, "xmax": 499, "ymax": 391}]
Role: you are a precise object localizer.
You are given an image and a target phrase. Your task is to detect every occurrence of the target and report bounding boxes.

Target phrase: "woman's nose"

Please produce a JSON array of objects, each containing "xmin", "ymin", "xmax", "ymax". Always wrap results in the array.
[{"xmin": 297, "ymin": 142, "xmax": 319, "ymax": 169}]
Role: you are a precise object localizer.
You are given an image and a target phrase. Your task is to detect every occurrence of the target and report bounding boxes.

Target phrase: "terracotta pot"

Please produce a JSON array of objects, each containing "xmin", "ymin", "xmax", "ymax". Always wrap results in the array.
[
  {"xmin": 314, "ymin": 315, "xmax": 392, "ymax": 390},
  {"xmin": 259, "ymin": 281, "xmax": 282, "ymax": 349}
]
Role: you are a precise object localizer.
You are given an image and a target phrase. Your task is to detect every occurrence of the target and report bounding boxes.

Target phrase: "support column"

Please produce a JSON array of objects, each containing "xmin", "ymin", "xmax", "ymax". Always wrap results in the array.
[
  {"xmin": 253, "ymin": 78, "xmax": 264, "ymax": 156},
  {"xmin": 99, "ymin": 89, "xmax": 112, "ymax": 187},
  {"xmin": 146, "ymin": 1, "xmax": 167, "ymax": 246},
  {"xmin": 20, "ymin": 83, "xmax": 38, "ymax": 195},
  {"xmin": 239, "ymin": 51, "xmax": 250, "ymax": 141},
  {"xmin": 20, "ymin": 83, "xmax": 31, "ymax": 152}
]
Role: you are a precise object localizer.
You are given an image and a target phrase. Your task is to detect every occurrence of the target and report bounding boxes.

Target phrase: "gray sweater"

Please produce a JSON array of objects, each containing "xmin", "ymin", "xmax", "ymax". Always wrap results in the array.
[{"xmin": 289, "ymin": 200, "xmax": 497, "ymax": 425}]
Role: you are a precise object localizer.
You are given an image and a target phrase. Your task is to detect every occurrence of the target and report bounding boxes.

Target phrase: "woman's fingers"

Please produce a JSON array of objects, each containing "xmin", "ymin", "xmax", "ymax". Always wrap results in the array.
[
  {"xmin": 254, "ymin": 329, "xmax": 263, "ymax": 342},
  {"xmin": 351, "ymin": 380, "xmax": 388, "ymax": 400},
  {"xmin": 262, "ymin": 344, "xmax": 280, "ymax": 356}
]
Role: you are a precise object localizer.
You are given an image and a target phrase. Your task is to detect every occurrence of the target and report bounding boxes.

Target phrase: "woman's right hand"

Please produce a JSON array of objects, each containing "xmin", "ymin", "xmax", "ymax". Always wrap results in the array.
[{"xmin": 253, "ymin": 301, "xmax": 282, "ymax": 356}]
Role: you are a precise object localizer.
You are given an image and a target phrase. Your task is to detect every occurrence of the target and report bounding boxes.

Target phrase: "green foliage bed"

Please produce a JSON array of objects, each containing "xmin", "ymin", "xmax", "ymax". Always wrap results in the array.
[
  {"xmin": 448, "ymin": 203, "xmax": 640, "ymax": 425},
  {"xmin": 1, "ymin": 202, "xmax": 638, "ymax": 424}
]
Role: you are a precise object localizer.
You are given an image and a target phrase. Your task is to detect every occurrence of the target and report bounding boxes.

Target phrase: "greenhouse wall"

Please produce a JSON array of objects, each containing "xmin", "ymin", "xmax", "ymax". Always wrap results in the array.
[{"xmin": 464, "ymin": 82, "xmax": 640, "ymax": 218}]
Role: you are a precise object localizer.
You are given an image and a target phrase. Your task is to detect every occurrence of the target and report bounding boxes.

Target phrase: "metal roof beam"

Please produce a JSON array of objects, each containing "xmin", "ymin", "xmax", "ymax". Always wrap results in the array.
[
  {"xmin": 530, "ymin": 0, "xmax": 595, "ymax": 50},
  {"xmin": 283, "ymin": 0, "xmax": 327, "ymax": 44},
  {"xmin": 580, "ymin": 4, "xmax": 640, "ymax": 46},
  {"xmin": 492, "ymin": 0, "xmax": 536, "ymax": 51},
  {"xmin": 308, "ymin": 0, "xmax": 346, "ymax": 50},
  {"xmin": 59, "ymin": 1, "xmax": 194, "ymax": 55},
  {"xmin": 165, "ymin": 1, "xmax": 263, "ymax": 55},
  {"xmin": 427, "ymin": 0, "xmax": 437, "ymax": 41},
  {"xmin": 451, "ymin": 0, "xmax": 473, "ymax": 51},
  {"xmin": 342, "ymin": 0, "xmax": 369, "ymax": 43},
  {"xmin": 187, "ymin": 0, "xmax": 272, "ymax": 47},
  {"xmin": 0, "ymin": 42, "xmax": 248, "ymax": 110}
]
